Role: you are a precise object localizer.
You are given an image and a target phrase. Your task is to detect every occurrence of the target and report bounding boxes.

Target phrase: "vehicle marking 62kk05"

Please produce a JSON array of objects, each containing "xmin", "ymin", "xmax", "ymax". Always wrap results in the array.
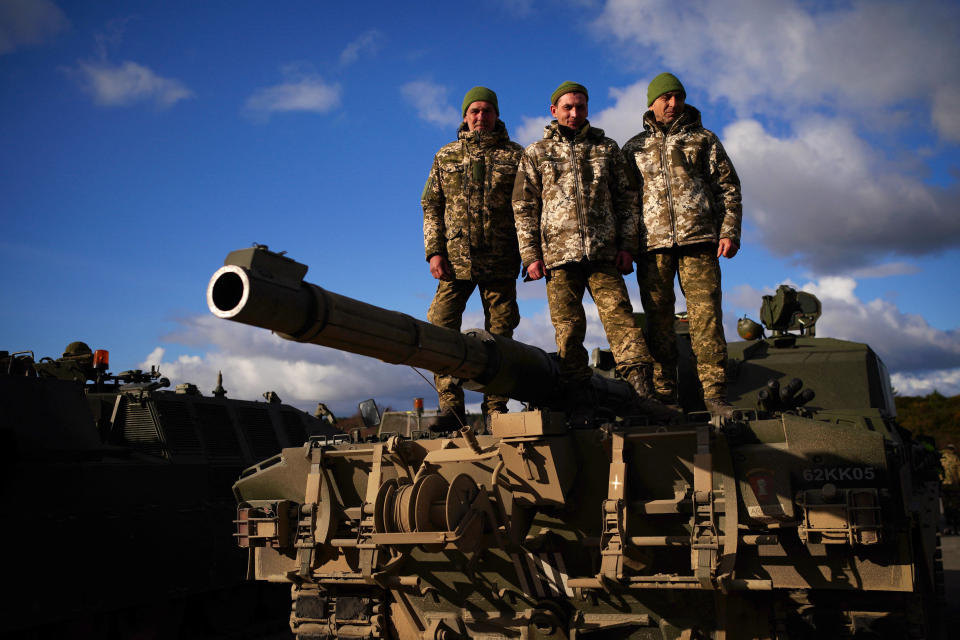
[{"xmin": 802, "ymin": 467, "xmax": 876, "ymax": 482}]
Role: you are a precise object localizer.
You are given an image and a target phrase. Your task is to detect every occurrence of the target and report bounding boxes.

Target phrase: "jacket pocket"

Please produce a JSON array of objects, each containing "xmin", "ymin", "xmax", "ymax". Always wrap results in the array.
[
  {"xmin": 538, "ymin": 158, "xmax": 571, "ymax": 206},
  {"xmin": 490, "ymin": 160, "xmax": 518, "ymax": 198},
  {"xmin": 440, "ymin": 163, "xmax": 465, "ymax": 195}
]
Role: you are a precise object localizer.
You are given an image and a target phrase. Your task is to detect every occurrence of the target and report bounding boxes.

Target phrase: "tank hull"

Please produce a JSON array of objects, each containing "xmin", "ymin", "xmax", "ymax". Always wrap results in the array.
[{"xmin": 210, "ymin": 247, "xmax": 944, "ymax": 639}]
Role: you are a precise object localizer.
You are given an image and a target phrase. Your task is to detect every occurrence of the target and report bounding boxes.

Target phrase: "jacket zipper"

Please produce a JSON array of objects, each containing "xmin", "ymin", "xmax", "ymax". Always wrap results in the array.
[
  {"xmin": 468, "ymin": 135, "xmax": 485, "ymax": 251},
  {"xmin": 659, "ymin": 125, "xmax": 677, "ymax": 244},
  {"xmin": 569, "ymin": 138, "xmax": 587, "ymax": 258}
]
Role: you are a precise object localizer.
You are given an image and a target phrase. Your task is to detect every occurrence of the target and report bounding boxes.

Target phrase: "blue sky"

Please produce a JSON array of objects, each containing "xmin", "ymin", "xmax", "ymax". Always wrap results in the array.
[{"xmin": 2, "ymin": 0, "xmax": 959, "ymax": 414}]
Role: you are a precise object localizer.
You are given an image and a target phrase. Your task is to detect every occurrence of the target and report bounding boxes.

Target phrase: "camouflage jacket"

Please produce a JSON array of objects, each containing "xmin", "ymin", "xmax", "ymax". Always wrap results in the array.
[
  {"xmin": 622, "ymin": 106, "xmax": 742, "ymax": 252},
  {"xmin": 422, "ymin": 120, "xmax": 524, "ymax": 281},
  {"xmin": 943, "ymin": 450, "xmax": 960, "ymax": 486},
  {"xmin": 512, "ymin": 121, "xmax": 639, "ymax": 269}
]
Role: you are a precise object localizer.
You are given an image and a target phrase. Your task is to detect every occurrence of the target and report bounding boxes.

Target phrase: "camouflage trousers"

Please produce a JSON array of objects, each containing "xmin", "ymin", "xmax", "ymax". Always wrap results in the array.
[
  {"xmin": 427, "ymin": 278, "xmax": 519, "ymax": 415},
  {"xmin": 546, "ymin": 261, "xmax": 652, "ymax": 382},
  {"xmin": 943, "ymin": 486, "xmax": 960, "ymax": 533},
  {"xmin": 637, "ymin": 244, "xmax": 727, "ymax": 399}
]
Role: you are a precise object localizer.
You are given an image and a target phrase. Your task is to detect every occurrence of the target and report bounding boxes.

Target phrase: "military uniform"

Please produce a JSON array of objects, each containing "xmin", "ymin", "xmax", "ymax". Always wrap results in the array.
[
  {"xmin": 944, "ymin": 448, "xmax": 960, "ymax": 486},
  {"xmin": 942, "ymin": 447, "xmax": 960, "ymax": 534},
  {"xmin": 623, "ymin": 106, "xmax": 741, "ymax": 401},
  {"xmin": 513, "ymin": 120, "xmax": 652, "ymax": 381},
  {"xmin": 423, "ymin": 120, "xmax": 523, "ymax": 415}
]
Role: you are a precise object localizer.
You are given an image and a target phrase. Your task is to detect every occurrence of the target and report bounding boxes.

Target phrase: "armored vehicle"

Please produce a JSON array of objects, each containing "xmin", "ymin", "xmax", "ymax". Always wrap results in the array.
[
  {"xmin": 210, "ymin": 246, "xmax": 943, "ymax": 639},
  {"xmin": 0, "ymin": 341, "xmax": 341, "ymax": 637}
]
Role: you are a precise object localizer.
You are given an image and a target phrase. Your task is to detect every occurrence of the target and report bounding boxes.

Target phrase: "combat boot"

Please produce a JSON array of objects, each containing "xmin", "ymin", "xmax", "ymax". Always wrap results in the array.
[
  {"xmin": 433, "ymin": 405, "xmax": 467, "ymax": 432},
  {"xmin": 625, "ymin": 367, "xmax": 656, "ymax": 398},
  {"xmin": 626, "ymin": 368, "xmax": 682, "ymax": 423},
  {"xmin": 654, "ymin": 390, "xmax": 683, "ymax": 413},
  {"xmin": 704, "ymin": 397, "xmax": 736, "ymax": 420},
  {"xmin": 482, "ymin": 404, "xmax": 507, "ymax": 435},
  {"xmin": 482, "ymin": 394, "xmax": 509, "ymax": 417}
]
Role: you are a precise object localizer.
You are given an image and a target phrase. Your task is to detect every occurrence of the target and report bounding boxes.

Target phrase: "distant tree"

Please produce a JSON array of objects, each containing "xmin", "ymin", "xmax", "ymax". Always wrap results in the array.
[{"xmin": 896, "ymin": 392, "xmax": 960, "ymax": 449}]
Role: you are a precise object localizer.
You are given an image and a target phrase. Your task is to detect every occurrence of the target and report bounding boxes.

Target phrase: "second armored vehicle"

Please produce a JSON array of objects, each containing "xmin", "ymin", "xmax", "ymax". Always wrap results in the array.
[{"xmin": 1, "ymin": 340, "xmax": 342, "ymax": 637}]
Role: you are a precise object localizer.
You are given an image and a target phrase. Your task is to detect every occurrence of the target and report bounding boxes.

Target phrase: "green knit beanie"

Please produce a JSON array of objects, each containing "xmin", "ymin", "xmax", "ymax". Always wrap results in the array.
[
  {"xmin": 551, "ymin": 81, "xmax": 588, "ymax": 105},
  {"xmin": 462, "ymin": 86, "xmax": 499, "ymax": 116},
  {"xmin": 647, "ymin": 73, "xmax": 685, "ymax": 106}
]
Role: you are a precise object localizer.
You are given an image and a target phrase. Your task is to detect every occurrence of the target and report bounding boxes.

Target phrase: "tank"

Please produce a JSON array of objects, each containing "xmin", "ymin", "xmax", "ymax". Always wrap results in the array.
[
  {"xmin": 0, "ymin": 340, "xmax": 342, "ymax": 638},
  {"xmin": 209, "ymin": 246, "xmax": 944, "ymax": 639}
]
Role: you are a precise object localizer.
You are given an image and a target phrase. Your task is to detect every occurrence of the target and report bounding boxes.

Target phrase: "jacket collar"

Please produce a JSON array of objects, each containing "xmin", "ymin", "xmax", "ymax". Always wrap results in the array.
[
  {"xmin": 543, "ymin": 119, "xmax": 605, "ymax": 143},
  {"xmin": 642, "ymin": 104, "xmax": 702, "ymax": 136},
  {"xmin": 458, "ymin": 119, "xmax": 510, "ymax": 148}
]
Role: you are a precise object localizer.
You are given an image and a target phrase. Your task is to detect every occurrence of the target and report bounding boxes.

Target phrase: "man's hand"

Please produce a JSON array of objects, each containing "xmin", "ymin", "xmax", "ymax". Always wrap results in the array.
[
  {"xmin": 615, "ymin": 250, "xmax": 634, "ymax": 275},
  {"xmin": 717, "ymin": 238, "xmax": 739, "ymax": 259},
  {"xmin": 429, "ymin": 254, "xmax": 453, "ymax": 280},
  {"xmin": 526, "ymin": 259, "xmax": 545, "ymax": 281}
]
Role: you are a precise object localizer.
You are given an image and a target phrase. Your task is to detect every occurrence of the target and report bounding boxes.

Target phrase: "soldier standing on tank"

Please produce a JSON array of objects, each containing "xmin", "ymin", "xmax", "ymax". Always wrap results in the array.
[
  {"xmin": 422, "ymin": 87, "xmax": 524, "ymax": 426},
  {"xmin": 513, "ymin": 81, "xmax": 675, "ymax": 420},
  {"xmin": 622, "ymin": 73, "xmax": 742, "ymax": 418},
  {"xmin": 941, "ymin": 444, "xmax": 960, "ymax": 534}
]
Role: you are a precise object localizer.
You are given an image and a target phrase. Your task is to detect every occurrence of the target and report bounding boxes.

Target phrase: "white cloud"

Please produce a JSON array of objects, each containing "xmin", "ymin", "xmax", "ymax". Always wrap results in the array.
[
  {"xmin": 891, "ymin": 369, "xmax": 960, "ymax": 397},
  {"xmin": 75, "ymin": 60, "xmax": 193, "ymax": 108},
  {"xmin": 726, "ymin": 277, "xmax": 960, "ymax": 374},
  {"xmin": 593, "ymin": 0, "xmax": 960, "ymax": 129},
  {"xmin": 401, "ymin": 80, "xmax": 461, "ymax": 129},
  {"xmin": 339, "ymin": 29, "xmax": 383, "ymax": 66},
  {"xmin": 514, "ymin": 115, "xmax": 550, "ymax": 146},
  {"xmin": 245, "ymin": 73, "xmax": 341, "ymax": 116},
  {"xmin": 0, "ymin": 0, "xmax": 67, "ymax": 54},
  {"xmin": 146, "ymin": 317, "xmax": 446, "ymax": 414},
  {"xmin": 723, "ymin": 117, "xmax": 960, "ymax": 271},
  {"xmin": 932, "ymin": 85, "xmax": 960, "ymax": 143},
  {"xmin": 590, "ymin": 81, "xmax": 650, "ymax": 145}
]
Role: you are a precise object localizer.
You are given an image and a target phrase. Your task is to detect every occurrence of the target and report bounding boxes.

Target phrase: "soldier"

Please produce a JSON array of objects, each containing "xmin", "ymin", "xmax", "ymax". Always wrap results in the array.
[
  {"xmin": 314, "ymin": 402, "xmax": 338, "ymax": 427},
  {"xmin": 513, "ymin": 81, "xmax": 674, "ymax": 420},
  {"xmin": 944, "ymin": 444, "xmax": 960, "ymax": 484},
  {"xmin": 38, "ymin": 341, "xmax": 96, "ymax": 383},
  {"xmin": 422, "ymin": 86, "xmax": 524, "ymax": 426},
  {"xmin": 942, "ymin": 444, "xmax": 960, "ymax": 534},
  {"xmin": 623, "ymin": 73, "xmax": 742, "ymax": 418}
]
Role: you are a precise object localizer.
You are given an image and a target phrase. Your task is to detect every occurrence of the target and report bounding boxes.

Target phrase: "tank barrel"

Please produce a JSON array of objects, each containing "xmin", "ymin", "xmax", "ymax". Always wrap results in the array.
[
  {"xmin": 208, "ymin": 249, "xmax": 490, "ymax": 380},
  {"xmin": 207, "ymin": 246, "xmax": 626, "ymax": 407}
]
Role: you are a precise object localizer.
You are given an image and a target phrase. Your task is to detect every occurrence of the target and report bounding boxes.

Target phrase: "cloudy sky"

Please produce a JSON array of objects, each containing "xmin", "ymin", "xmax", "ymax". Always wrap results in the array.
[{"xmin": 2, "ymin": 0, "xmax": 958, "ymax": 414}]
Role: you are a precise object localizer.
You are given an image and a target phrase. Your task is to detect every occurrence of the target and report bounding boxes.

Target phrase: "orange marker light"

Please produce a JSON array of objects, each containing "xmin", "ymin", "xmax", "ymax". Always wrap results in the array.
[{"xmin": 93, "ymin": 349, "xmax": 109, "ymax": 370}]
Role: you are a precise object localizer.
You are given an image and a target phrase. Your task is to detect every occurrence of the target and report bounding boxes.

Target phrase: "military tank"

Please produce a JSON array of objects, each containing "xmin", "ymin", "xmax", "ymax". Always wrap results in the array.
[
  {"xmin": 0, "ymin": 339, "xmax": 342, "ymax": 638},
  {"xmin": 209, "ymin": 246, "xmax": 943, "ymax": 639}
]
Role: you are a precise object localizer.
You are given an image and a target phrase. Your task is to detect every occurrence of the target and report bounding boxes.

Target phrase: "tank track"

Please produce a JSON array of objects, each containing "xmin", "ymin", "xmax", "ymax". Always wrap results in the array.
[{"xmin": 291, "ymin": 584, "xmax": 387, "ymax": 640}]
